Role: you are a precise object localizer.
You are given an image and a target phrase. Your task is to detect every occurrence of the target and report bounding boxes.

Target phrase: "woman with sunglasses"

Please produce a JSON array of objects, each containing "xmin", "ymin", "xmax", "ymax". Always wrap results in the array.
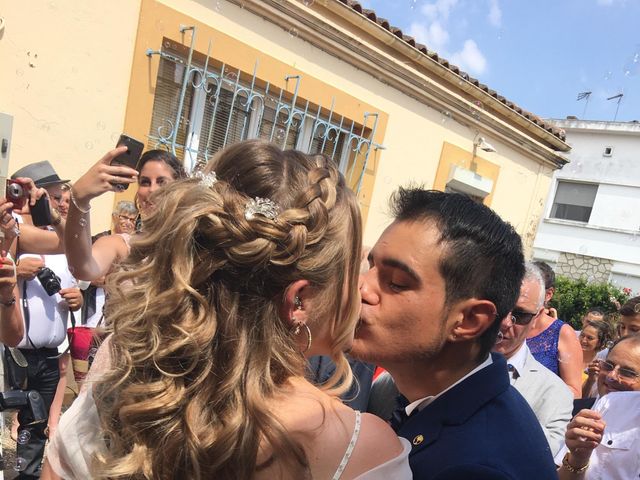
[{"xmin": 557, "ymin": 333, "xmax": 640, "ymax": 479}]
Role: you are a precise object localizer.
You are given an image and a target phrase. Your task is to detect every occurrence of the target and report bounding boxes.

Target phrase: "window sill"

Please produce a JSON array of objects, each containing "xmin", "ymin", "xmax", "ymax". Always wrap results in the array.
[{"xmin": 543, "ymin": 218, "xmax": 640, "ymax": 235}]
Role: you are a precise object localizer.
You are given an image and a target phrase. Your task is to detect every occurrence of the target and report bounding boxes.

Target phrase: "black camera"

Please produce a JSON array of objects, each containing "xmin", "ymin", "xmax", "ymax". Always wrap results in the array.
[
  {"xmin": 0, "ymin": 390, "xmax": 47, "ymax": 424},
  {"xmin": 36, "ymin": 267, "xmax": 62, "ymax": 296}
]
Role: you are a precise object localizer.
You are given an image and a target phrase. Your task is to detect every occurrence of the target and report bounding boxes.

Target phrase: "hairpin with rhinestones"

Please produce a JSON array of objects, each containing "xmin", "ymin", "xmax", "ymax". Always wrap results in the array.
[
  {"xmin": 245, "ymin": 197, "xmax": 280, "ymax": 221},
  {"xmin": 192, "ymin": 170, "xmax": 218, "ymax": 188}
]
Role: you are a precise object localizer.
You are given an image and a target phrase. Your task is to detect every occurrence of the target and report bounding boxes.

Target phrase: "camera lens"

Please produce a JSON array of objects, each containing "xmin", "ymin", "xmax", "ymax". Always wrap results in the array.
[{"xmin": 7, "ymin": 183, "xmax": 23, "ymax": 198}]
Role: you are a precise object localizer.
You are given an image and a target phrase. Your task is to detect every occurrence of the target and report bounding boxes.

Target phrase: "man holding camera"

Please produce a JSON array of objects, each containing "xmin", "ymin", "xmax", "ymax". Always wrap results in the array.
[{"xmin": 7, "ymin": 161, "xmax": 82, "ymax": 479}]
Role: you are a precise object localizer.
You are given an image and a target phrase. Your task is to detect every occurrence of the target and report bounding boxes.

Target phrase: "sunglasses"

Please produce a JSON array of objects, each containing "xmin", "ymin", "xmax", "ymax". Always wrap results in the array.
[
  {"xmin": 599, "ymin": 360, "xmax": 640, "ymax": 381},
  {"xmin": 510, "ymin": 309, "xmax": 538, "ymax": 326}
]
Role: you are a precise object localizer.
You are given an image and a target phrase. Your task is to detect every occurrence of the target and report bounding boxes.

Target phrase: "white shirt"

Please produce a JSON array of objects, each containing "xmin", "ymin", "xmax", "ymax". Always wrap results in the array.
[
  {"xmin": 596, "ymin": 348, "xmax": 609, "ymax": 361},
  {"xmin": 506, "ymin": 342, "xmax": 528, "ymax": 380},
  {"xmin": 17, "ymin": 253, "xmax": 76, "ymax": 349},
  {"xmin": 83, "ymin": 288, "xmax": 105, "ymax": 328},
  {"xmin": 555, "ymin": 391, "xmax": 640, "ymax": 479},
  {"xmin": 405, "ymin": 355, "xmax": 493, "ymax": 416}
]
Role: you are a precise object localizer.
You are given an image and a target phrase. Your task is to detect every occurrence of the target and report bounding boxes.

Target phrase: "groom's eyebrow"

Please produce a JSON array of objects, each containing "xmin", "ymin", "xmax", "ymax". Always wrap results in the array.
[{"xmin": 380, "ymin": 258, "xmax": 421, "ymax": 285}]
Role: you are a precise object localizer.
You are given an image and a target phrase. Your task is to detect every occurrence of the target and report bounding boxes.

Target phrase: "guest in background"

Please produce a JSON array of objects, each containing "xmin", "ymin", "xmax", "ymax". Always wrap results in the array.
[
  {"xmin": 574, "ymin": 308, "xmax": 604, "ymax": 338},
  {"xmin": 556, "ymin": 334, "xmax": 640, "ymax": 479},
  {"xmin": 7, "ymin": 161, "xmax": 82, "ymax": 479},
  {"xmin": 492, "ymin": 263, "xmax": 574, "ymax": 456},
  {"xmin": 618, "ymin": 296, "xmax": 640, "ymax": 338},
  {"xmin": 527, "ymin": 261, "xmax": 583, "ymax": 398},
  {"xmin": 580, "ymin": 319, "xmax": 613, "ymax": 399}
]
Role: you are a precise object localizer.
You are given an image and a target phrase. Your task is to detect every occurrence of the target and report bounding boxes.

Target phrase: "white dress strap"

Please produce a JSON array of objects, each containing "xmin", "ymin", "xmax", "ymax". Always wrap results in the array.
[{"xmin": 332, "ymin": 410, "xmax": 362, "ymax": 480}]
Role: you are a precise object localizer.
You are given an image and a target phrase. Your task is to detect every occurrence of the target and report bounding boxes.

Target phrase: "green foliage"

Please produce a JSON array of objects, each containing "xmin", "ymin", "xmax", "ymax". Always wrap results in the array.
[{"xmin": 551, "ymin": 276, "xmax": 630, "ymax": 329}]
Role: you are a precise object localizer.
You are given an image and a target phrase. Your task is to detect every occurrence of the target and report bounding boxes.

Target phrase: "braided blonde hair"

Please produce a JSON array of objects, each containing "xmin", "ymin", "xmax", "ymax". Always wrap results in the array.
[{"xmin": 93, "ymin": 140, "xmax": 362, "ymax": 479}]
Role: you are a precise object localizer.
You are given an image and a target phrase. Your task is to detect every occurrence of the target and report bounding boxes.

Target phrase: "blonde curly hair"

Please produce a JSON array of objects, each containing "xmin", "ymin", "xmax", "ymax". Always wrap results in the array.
[{"xmin": 93, "ymin": 140, "xmax": 362, "ymax": 479}]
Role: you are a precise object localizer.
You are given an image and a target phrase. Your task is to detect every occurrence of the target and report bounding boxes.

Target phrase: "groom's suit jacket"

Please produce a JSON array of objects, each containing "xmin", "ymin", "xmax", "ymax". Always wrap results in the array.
[{"xmin": 395, "ymin": 353, "xmax": 558, "ymax": 480}]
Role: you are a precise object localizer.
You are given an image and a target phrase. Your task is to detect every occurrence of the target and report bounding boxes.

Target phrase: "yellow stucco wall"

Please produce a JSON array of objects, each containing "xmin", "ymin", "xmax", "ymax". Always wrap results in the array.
[
  {"xmin": 0, "ymin": 1, "xmax": 142, "ymax": 233},
  {"xmin": 1, "ymin": 0, "xmax": 554, "ymax": 253},
  {"xmin": 118, "ymin": 0, "xmax": 386, "ymax": 212},
  {"xmin": 150, "ymin": 0, "xmax": 554, "ymax": 251}
]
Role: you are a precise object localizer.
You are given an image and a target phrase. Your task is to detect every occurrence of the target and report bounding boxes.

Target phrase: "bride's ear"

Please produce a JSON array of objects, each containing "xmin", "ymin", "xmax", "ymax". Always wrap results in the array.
[{"xmin": 282, "ymin": 280, "xmax": 310, "ymax": 328}]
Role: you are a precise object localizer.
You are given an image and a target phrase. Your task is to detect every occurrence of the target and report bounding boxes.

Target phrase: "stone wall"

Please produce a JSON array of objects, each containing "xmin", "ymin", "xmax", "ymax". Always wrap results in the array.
[{"xmin": 555, "ymin": 252, "xmax": 612, "ymax": 282}]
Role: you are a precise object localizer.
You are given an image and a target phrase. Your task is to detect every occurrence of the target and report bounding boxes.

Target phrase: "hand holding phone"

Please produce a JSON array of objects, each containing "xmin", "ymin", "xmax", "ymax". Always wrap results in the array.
[
  {"xmin": 110, "ymin": 135, "xmax": 144, "ymax": 191},
  {"xmin": 31, "ymin": 195, "xmax": 55, "ymax": 227}
]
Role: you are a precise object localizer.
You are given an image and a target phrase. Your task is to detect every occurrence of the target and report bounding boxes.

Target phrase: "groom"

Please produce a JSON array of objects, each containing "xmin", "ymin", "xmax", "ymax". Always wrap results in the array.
[{"xmin": 351, "ymin": 188, "xmax": 557, "ymax": 479}]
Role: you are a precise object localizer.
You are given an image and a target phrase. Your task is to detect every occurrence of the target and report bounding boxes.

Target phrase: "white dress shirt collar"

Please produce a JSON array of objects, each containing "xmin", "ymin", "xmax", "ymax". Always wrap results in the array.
[
  {"xmin": 405, "ymin": 354, "xmax": 493, "ymax": 417},
  {"xmin": 506, "ymin": 342, "xmax": 529, "ymax": 378}
]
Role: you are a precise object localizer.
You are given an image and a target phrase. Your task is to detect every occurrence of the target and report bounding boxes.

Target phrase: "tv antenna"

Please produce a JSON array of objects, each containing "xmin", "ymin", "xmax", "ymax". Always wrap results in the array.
[{"xmin": 606, "ymin": 93, "xmax": 624, "ymax": 121}]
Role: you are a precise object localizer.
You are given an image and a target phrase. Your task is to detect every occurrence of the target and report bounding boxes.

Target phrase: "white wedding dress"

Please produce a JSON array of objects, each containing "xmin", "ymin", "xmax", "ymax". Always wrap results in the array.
[{"xmin": 47, "ymin": 344, "xmax": 412, "ymax": 479}]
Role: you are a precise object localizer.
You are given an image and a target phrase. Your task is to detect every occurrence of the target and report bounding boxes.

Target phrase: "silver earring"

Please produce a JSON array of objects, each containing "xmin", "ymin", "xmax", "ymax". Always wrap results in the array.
[
  {"xmin": 294, "ymin": 296, "xmax": 302, "ymax": 310},
  {"xmin": 290, "ymin": 321, "xmax": 312, "ymax": 353}
]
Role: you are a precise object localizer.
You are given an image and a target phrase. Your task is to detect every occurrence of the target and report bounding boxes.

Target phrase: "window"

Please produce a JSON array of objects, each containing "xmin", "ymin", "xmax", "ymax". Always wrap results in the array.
[
  {"xmin": 603, "ymin": 146, "xmax": 613, "ymax": 157},
  {"xmin": 550, "ymin": 181, "xmax": 598, "ymax": 222},
  {"xmin": 146, "ymin": 41, "xmax": 371, "ymax": 179}
]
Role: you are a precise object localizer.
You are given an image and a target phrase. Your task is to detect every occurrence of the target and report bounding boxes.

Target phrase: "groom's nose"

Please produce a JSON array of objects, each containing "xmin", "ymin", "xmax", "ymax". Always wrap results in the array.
[{"xmin": 359, "ymin": 270, "xmax": 379, "ymax": 306}]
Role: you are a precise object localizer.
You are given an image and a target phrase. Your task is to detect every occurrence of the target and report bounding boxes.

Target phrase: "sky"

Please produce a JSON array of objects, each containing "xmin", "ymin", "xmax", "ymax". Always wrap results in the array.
[{"xmin": 358, "ymin": 0, "xmax": 640, "ymax": 122}]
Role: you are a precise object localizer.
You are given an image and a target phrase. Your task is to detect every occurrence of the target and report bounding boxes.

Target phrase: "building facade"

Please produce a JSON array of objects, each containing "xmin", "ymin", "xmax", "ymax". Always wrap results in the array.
[
  {"xmin": 533, "ymin": 118, "xmax": 640, "ymax": 293},
  {"xmin": 2, "ymin": 0, "xmax": 569, "ymax": 246}
]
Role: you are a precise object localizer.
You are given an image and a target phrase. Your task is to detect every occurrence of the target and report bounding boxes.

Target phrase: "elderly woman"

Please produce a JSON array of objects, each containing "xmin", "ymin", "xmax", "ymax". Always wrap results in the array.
[
  {"xmin": 91, "ymin": 200, "xmax": 138, "ymax": 239},
  {"xmin": 557, "ymin": 333, "xmax": 640, "ymax": 479}
]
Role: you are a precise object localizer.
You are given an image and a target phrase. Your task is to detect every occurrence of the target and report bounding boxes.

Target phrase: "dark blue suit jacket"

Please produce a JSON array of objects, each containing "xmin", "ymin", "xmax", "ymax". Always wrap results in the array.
[
  {"xmin": 397, "ymin": 353, "xmax": 558, "ymax": 479},
  {"xmin": 307, "ymin": 355, "xmax": 375, "ymax": 411}
]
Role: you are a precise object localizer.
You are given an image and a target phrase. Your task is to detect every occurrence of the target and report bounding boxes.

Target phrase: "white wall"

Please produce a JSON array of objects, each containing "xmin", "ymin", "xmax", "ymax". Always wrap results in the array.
[
  {"xmin": 558, "ymin": 126, "xmax": 640, "ymax": 185},
  {"xmin": 589, "ymin": 184, "xmax": 640, "ymax": 231},
  {"xmin": 534, "ymin": 120, "xmax": 640, "ymax": 293},
  {"xmin": 0, "ymin": 1, "xmax": 142, "ymax": 232}
]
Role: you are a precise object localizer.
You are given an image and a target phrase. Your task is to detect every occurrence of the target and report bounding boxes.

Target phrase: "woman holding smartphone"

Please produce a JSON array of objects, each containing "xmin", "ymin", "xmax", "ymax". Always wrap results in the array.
[{"xmin": 64, "ymin": 147, "xmax": 186, "ymax": 281}]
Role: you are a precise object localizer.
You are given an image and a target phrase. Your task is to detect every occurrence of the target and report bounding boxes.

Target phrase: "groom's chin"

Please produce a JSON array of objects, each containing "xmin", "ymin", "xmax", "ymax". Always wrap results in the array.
[{"xmin": 348, "ymin": 335, "xmax": 374, "ymax": 363}]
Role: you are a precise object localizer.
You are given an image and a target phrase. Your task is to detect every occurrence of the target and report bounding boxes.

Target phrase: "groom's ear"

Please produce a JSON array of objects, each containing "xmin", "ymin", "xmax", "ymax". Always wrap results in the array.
[{"xmin": 447, "ymin": 299, "xmax": 497, "ymax": 342}]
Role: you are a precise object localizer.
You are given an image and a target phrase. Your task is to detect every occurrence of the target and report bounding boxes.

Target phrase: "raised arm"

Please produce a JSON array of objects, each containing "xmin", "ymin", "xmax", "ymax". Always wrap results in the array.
[
  {"xmin": 65, "ymin": 147, "xmax": 137, "ymax": 280},
  {"xmin": 0, "ymin": 183, "xmax": 65, "ymax": 255},
  {"xmin": 17, "ymin": 223, "xmax": 64, "ymax": 254},
  {"xmin": 0, "ymin": 254, "xmax": 24, "ymax": 346},
  {"xmin": 558, "ymin": 323, "xmax": 584, "ymax": 398}
]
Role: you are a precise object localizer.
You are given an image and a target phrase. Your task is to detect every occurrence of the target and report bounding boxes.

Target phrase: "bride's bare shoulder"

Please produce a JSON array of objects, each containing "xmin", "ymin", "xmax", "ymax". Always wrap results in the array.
[{"xmin": 271, "ymin": 379, "xmax": 404, "ymax": 478}]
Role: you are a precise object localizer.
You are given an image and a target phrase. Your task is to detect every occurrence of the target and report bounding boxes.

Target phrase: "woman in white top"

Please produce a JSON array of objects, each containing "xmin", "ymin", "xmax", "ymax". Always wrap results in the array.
[{"xmin": 42, "ymin": 140, "xmax": 411, "ymax": 479}]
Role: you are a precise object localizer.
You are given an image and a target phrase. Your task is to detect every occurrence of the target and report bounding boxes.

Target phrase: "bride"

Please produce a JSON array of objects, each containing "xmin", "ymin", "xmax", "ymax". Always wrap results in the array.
[{"xmin": 43, "ymin": 140, "xmax": 411, "ymax": 479}]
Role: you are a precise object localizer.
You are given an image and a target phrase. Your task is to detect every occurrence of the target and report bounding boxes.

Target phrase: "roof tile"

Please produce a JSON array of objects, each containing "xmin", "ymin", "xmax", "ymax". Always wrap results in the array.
[{"xmin": 339, "ymin": 0, "xmax": 564, "ymax": 141}]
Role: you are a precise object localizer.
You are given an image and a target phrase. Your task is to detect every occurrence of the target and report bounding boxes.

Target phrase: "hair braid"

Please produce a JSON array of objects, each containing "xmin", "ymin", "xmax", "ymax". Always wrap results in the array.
[{"xmin": 94, "ymin": 140, "xmax": 361, "ymax": 479}]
